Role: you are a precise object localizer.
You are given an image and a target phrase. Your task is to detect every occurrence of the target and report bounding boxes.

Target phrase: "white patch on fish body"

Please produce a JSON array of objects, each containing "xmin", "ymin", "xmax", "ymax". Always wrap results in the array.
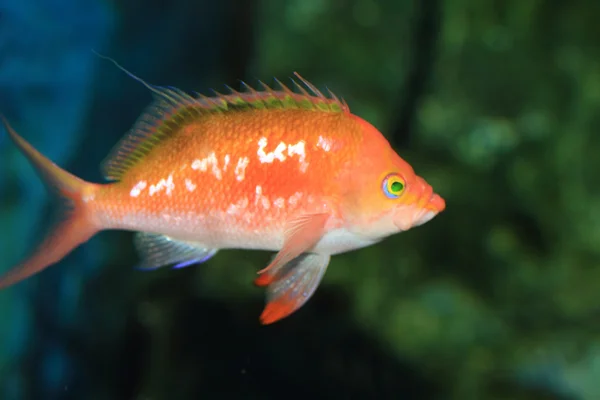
[
  {"xmin": 253, "ymin": 185, "xmax": 271, "ymax": 210},
  {"xmin": 191, "ymin": 158, "xmax": 207, "ymax": 172},
  {"xmin": 192, "ymin": 152, "xmax": 222, "ymax": 180},
  {"xmin": 287, "ymin": 140, "xmax": 308, "ymax": 172},
  {"xmin": 184, "ymin": 178, "xmax": 197, "ymax": 192},
  {"xmin": 288, "ymin": 191, "xmax": 302, "ymax": 207},
  {"xmin": 257, "ymin": 137, "xmax": 287, "ymax": 164},
  {"xmin": 149, "ymin": 175, "xmax": 174, "ymax": 196},
  {"xmin": 235, "ymin": 157, "xmax": 250, "ymax": 181},
  {"xmin": 257, "ymin": 138, "xmax": 308, "ymax": 172},
  {"xmin": 223, "ymin": 154, "xmax": 231, "ymax": 171},
  {"xmin": 148, "ymin": 184, "xmax": 159, "ymax": 196},
  {"xmin": 255, "ymin": 185, "xmax": 263, "ymax": 205},
  {"xmin": 130, "ymin": 180, "xmax": 147, "ymax": 198},
  {"xmin": 261, "ymin": 197, "xmax": 271, "ymax": 210},
  {"xmin": 317, "ymin": 135, "xmax": 332, "ymax": 152},
  {"xmin": 165, "ymin": 174, "xmax": 175, "ymax": 195},
  {"xmin": 226, "ymin": 196, "xmax": 249, "ymax": 216}
]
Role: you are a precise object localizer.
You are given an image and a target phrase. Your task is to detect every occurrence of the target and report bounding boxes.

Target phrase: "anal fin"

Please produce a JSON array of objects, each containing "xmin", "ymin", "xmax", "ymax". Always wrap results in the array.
[
  {"xmin": 259, "ymin": 253, "xmax": 330, "ymax": 325},
  {"xmin": 134, "ymin": 232, "xmax": 218, "ymax": 270}
]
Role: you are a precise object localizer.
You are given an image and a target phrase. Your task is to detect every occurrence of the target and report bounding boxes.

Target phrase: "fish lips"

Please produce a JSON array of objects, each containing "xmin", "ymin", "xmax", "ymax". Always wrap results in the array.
[{"xmin": 393, "ymin": 193, "xmax": 444, "ymax": 230}]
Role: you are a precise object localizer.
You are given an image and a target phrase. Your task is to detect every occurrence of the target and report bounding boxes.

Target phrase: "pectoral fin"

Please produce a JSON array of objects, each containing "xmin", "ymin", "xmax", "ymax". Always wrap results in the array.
[
  {"xmin": 257, "ymin": 212, "xmax": 329, "ymax": 275},
  {"xmin": 259, "ymin": 253, "xmax": 330, "ymax": 325},
  {"xmin": 134, "ymin": 232, "xmax": 218, "ymax": 270}
]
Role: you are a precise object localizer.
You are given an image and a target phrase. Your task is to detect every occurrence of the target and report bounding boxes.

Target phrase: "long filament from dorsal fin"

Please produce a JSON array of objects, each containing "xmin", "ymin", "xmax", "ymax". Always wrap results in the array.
[{"xmin": 91, "ymin": 50, "xmax": 182, "ymax": 106}]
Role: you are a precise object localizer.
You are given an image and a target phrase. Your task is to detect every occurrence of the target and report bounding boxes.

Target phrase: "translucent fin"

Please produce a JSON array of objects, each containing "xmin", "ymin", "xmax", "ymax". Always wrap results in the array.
[
  {"xmin": 254, "ymin": 254, "xmax": 278, "ymax": 287},
  {"xmin": 259, "ymin": 253, "xmax": 330, "ymax": 325},
  {"xmin": 134, "ymin": 232, "xmax": 218, "ymax": 270},
  {"xmin": 257, "ymin": 213, "xmax": 329, "ymax": 275},
  {"xmin": 0, "ymin": 116, "xmax": 99, "ymax": 288}
]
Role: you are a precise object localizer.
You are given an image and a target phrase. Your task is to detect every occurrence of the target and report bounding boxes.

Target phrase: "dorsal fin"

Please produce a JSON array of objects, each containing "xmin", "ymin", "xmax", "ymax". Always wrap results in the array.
[{"xmin": 96, "ymin": 53, "xmax": 348, "ymax": 181}]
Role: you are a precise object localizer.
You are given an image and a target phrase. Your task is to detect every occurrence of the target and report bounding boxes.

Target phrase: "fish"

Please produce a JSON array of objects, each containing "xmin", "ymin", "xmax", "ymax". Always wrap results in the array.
[{"xmin": 0, "ymin": 62, "xmax": 445, "ymax": 324}]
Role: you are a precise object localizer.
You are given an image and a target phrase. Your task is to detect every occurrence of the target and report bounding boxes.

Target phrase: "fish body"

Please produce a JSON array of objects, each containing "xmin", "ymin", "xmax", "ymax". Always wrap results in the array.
[
  {"xmin": 1, "ymin": 67, "xmax": 445, "ymax": 324},
  {"xmin": 99, "ymin": 110, "xmax": 354, "ymax": 250}
]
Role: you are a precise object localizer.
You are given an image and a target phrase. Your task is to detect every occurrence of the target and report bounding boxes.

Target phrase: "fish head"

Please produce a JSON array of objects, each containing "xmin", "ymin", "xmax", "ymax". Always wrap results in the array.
[{"xmin": 338, "ymin": 116, "xmax": 445, "ymax": 240}]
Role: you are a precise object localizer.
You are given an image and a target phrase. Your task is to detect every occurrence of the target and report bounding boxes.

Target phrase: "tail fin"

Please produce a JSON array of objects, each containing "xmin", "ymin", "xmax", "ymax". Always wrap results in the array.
[{"xmin": 0, "ymin": 115, "xmax": 99, "ymax": 289}]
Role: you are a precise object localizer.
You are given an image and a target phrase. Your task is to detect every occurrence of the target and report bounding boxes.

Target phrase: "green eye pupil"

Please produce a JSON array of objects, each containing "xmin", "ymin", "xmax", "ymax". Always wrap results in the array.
[
  {"xmin": 390, "ymin": 181, "xmax": 404, "ymax": 193},
  {"xmin": 382, "ymin": 174, "xmax": 405, "ymax": 199}
]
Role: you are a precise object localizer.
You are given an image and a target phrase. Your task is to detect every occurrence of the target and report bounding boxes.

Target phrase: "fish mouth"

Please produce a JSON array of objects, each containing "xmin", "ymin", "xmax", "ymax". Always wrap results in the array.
[
  {"xmin": 394, "ymin": 192, "xmax": 444, "ymax": 230},
  {"xmin": 393, "ymin": 180, "xmax": 445, "ymax": 231},
  {"xmin": 412, "ymin": 193, "xmax": 445, "ymax": 227},
  {"xmin": 426, "ymin": 193, "xmax": 445, "ymax": 213}
]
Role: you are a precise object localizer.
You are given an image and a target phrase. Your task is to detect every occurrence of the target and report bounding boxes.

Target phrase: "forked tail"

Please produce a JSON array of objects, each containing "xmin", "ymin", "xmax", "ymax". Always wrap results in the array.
[{"xmin": 0, "ymin": 116, "xmax": 100, "ymax": 289}]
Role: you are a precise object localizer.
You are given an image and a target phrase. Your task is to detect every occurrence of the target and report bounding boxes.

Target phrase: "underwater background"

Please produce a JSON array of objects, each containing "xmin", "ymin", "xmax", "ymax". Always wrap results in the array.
[{"xmin": 1, "ymin": 0, "xmax": 599, "ymax": 399}]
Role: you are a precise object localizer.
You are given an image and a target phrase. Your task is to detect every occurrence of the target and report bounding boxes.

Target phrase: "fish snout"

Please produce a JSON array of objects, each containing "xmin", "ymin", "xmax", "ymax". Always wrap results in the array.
[
  {"xmin": 427, "ymin": 193, "xmax": 445, "ymax": 213},
  {"xmin": 412, "ymin": 193, "xmax": 445, "ymax": 227},
  {"xmin": 414, "ymin": 176, "xmax": 445, "ymax": 213},
  {"xmin": 393, "ymin": 178, "xmax": 445, "ymax": 231},
  {"xmin": 409, "ymin": 174, "xmax": 445, "ymax": 228}
]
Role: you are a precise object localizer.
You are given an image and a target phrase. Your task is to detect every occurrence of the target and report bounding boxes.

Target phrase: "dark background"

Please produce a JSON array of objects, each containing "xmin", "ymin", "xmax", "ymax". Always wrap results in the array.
[{"xmin": 0, "ymin": 0, "xmax": 599, "ymax": 399}]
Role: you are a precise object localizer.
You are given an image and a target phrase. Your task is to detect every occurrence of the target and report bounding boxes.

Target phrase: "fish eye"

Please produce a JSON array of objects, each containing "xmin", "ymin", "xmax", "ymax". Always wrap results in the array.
[{"xmin": 382, "ymin": 173, "xmax": 405, "ymax": 199}]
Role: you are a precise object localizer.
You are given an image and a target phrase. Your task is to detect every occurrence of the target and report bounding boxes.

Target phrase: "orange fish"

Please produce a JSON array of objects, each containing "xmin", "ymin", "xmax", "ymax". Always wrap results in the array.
[{"xmin": 0, "ymin": 62, "xmax": 445, "ymax": 324}]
